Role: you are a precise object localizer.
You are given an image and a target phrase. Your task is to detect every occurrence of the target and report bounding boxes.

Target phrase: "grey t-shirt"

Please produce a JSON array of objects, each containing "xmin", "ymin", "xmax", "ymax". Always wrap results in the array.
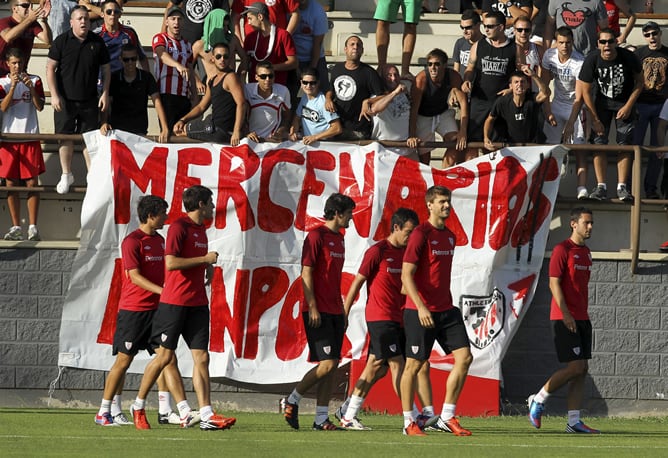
[{"xmin": 548, "ymin": 0, "xmax": 607, "ymax": 56}]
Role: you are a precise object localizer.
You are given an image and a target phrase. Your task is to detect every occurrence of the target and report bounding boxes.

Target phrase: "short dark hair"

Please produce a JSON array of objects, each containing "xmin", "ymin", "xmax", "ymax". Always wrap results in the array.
[
  {"xmin": 570, "ymin": 207, "xmax": 592, "ymax": 224},
  {"xmin": 426, "ymin": 48, "xmax": 448, "ymax": 64},
  {"xmin": 598, "ymin": 27, "xmax": 616, "ymax": 38},
  {"xmin": 391, "ymin": 208, "xmax": 419, "ymax": 231},
  {"xmin": 102, "ymin": 0, "xmax": 120, "ymax": 10},
  {"xmin": 425, "ymin": 185, "xmax": 451, "ymax": 204},
  {"xmin": 211, "ymin": 42, "xmax": 230, "ymax": 53},
  {"xmin": 461, "ymin": 9, "xmax": 481, "ymax": 24},
  {"xmin": 5, "ymin": 47, "xmax": 24, "ymax": 61},
  {"xmin": 323, "ymin": 193, "xmax": 356, "ymax": 220},
  {"xmin": 509, "ymin": 70, "xmax": 528, "ymax": 83},
  {"xmin": 300, "ymin": 67, "xmax": 319, "ymax": 80},
  {"xmin": 555, "ymin": 26, "xmax": 573, "ymax": 40},
  {"xmin": 137, "ymin": 195, "xmax": 168, "ymax": 223},
  {"xmin": 256, "ymin": 60, "xmax": 273, "ymax": 72},
  {"xmin": 120, "ymin": 43, "xmax": 137, "ymax": 54},
  {"xmin": 182, "ymin": 185, "xmax": 213, "ymax": 212},
  {"xmin": 485, "ymin": 10, "xmax": 506, "ymax": 27}
]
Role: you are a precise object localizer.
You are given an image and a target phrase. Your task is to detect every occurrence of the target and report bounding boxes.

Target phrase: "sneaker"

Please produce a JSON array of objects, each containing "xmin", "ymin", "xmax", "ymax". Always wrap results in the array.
[
  {"xmin": 429, "ymin": 417, "xmax": 472, "ymax": 436},
  {"xmin": 94, "ymin": 412, "xmax": 118, "ymax": 426},
  {"xmin": 588, "ymin": 185, "xmax": 607, "ymax": 201},
  {"xmin": 415, "ymin": 414, "xmax": 434, "ymax": 430},
  {"xmin": 660, "ymin": 240, "xmax": 668, "ymax": 253},
  {"xmin": 281, "ymin": 397, "xmax": 299, "ymax": 430},
  {"xmin": 3, "ymin": 226, "xmax": 22, "ymax": 241},
  {"xmin": 131, "ymin": 405, "xmax": 150, "ymax": 430},
  {"xmin": 56, "ymin": 173, "xmax": 74, "ymax": 194},
  {"xmin": 340, "ymin": 416, "xmax": 371, "ymax": 430},
  {"xmin": 334, "ymin": 404, "xmax": 344, "ymax": 422},
  {"xmin": 617, "ymin": 185, "xmax": 634, "ymax": 203},
  {"xmin": 312, "ymin": 417, "xmax": 341, "ymax": 431},
  {"xmin": 577, "ymin": 188, "xmax": 589, "ymax": 200},
  {"xmin": 527, "ymin": 394, "xmax": 544, "ymax": 429},
  {"xmin": 27, "ymin": 226, "xmax": 40, "ymax": 241},
  {"xmin": 565, "ymin": 420, "xmax": 600, "ymax": 434},
  {"xmin": 179, "ymin": 410, "xmax": 202, "ymax": 428},
  {"xmin": 112, "ymin": 412, "xmax": 133, "ymax": 425},
  {"xmin": 199, "ymin": 414, "xmax": 236, "ymax": 431},
  {"xmin": 158, "ymin": 411, "xmax": 181, "ymax": 425},
  {"xmin": 403, "ymin": 421, "xmax": 427, "ymax": 436}
]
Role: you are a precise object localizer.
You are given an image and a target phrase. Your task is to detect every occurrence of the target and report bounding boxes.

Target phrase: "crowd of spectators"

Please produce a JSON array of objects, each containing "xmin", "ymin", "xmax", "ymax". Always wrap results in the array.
[{"xmin": 0, "ymin": 0, "xmax": 667, "ymax": 249}]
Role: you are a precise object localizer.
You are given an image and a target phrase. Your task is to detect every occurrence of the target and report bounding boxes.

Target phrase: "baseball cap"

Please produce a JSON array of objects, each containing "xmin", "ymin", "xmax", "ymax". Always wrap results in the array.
[
  {"xmin": 241, "ymin": 2, "xmax": 269, "ymax": 16},
  {"xmin": 642, "ymin": 21, "xmax": 660, "ymax": 33},
  {"xmin": 166, "ymin": 6, "xmax": 184, "ymax": 17}
]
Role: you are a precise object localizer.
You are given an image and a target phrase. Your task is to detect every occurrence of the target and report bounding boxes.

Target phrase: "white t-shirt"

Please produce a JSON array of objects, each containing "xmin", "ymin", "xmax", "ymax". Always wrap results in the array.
[
  {"xmin": 372, "ymin": 81, "xmax": 412, "ymax": 141},
  {"xmin": 244, "ymin": 82, "xmax": 291, "ymax": 139},
  {"xmin": 0, "ymin": 74, "xmax": 43, "ymax": 134},
  {"xmin": 542, "ymin": 48, "xmax": 585, "ymax": 109}
]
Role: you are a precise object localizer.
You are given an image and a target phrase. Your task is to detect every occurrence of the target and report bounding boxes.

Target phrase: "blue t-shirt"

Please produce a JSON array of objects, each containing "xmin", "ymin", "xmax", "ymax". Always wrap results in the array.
[
  {"xmin": 292, "ymin": 0, "xmax": 328, "ymax": 63},
  {"xmin": 297, "ymin": 93, "xmax": 339, "ymax": 136}
]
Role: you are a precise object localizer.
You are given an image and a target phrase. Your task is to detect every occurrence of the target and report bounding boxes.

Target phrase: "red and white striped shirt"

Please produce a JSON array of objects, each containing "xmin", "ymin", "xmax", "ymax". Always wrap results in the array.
[{"xmin": 152, "ymin": 32, "xmax": 193, "ymax": 97}]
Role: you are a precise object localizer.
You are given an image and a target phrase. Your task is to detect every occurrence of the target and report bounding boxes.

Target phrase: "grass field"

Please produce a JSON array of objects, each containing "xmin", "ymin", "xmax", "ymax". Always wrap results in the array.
[{"xmin": 2, "ymin": 409, "xmax": 668, "ymax": 457}]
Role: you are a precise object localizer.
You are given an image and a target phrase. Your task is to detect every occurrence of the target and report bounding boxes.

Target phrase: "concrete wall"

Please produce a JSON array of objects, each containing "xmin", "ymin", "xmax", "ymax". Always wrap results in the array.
[{"xmin": 1, "ymin": 246, "xmax": 667, "ymax": 415}]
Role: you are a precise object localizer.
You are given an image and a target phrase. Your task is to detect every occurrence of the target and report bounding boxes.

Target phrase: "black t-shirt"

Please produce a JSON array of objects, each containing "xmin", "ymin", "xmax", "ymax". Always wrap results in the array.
[
  {"xmin": 329, "ymin": 62, "xmax": 384, "ymax": 135},
  {"xmin": 531, "ymin": 0, "xmax": 548, "ymax": 38},
  {"xmin": 634, "ymin": 45, "xmax": 668, "ymax": 104},
  {"xmin": 482, "ymin": 0, "xmax": 532, "ymax": 18},
  {"xmin": 48, "ymin": 30, "xmax": 111, "ymax": 101},
  {"xmin": 490, "ymin": 92, "xmax": 545, "ymax": 143},
  {"xmin": 472, "ymin": 38, "xmax": 517, "ymax": 102},
  {"xmin": 109, "ymin": 69, "xmax": 159, "ymax": 134},
  {"xmin": 173, "ymin": 0, "xmax": 230, "ymax": 46},
  {"xmin": 579, "ymin": 47, "xmax": 641, "ymax": 110}
]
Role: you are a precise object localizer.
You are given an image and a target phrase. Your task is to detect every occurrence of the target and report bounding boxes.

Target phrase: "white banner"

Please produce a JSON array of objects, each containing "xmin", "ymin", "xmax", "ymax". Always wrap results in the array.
[{"xmin": 58, "ymin": 131, "xmax": 565, "ymax": 383}]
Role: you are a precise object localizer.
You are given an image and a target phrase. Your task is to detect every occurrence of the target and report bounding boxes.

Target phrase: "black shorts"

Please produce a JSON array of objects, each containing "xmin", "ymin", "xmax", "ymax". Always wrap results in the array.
[
  {"xmin": 590, "ymin": 105, "xmax": 637, "ymax": 145},
  {"xmin": 403, "ymin": 307, "xmax": 470, "ymax": 361},
  {"xmin": 161, "ymin": 93, "xmax": 192, "ymax": 132},
  {"xmin": 303, "ymin": 312, "xmax": 345, "ymax": 362},
  {"xmin": 54, "ymin": 99, "xmax": 99, "ymax": 134},
  {"xmin": 467, "ymin": 98, "xmax": 493, "ymax": 142},
  {"xmin": 553, "ymin": 319, "xmax": 592, "ymax": 363},
  {"xmin": 151, "ymin": 303, "xmax": 210, "ymax": 351},
  {"xmin": 112, "ymin": 309, "xmax": 156, "ymax": 356},
  {"xmin": 367, "ymin": 320, "xmax": 405, "ymax": 361}
]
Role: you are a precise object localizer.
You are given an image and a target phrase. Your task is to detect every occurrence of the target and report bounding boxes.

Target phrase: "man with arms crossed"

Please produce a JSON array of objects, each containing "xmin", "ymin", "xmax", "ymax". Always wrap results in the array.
[
  {"xmin": 400, "ymin": 186, "xmax": 473, "ymax": 436},
  {"xmin": 528, "ymin": 207, "xmax": 599, "ymax": 434},
  {"xmin": 132, "ymin": 185, "xmax": 236, "ymax": 431},
  {"xmin": 282, "ymin": 193, "xmax": 356, "ymax": 431}
]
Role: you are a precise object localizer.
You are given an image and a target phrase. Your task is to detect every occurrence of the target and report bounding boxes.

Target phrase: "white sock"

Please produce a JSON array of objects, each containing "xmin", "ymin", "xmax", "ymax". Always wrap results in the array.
[
  {"xmin": 403, "ymin": 411, "xmax": 414, "ymax": 428},
  {"xmin": 111, "ymin": 394, "xmax": 122, "ymax": 416},
  {"xmin": 133, "ymin": 398, "xmax": 145, "ymax": 410},
  {"xmin": 344, "ymin": 395, "xmax": 364, "ymax": 420},
  {"xmin": 98, "ymin": 399, "xmax": 111, "ymax": 416},
  {"xmin": 568, "ymin": 410, "xmax": 580, "ymax": 426},
  {"xmin": 287, "ymin": 389, "xmax": 302, "ymax": 405},
  {"xmin": 597, "ymin": 182, "xmax": 607, "ymax": 190},
  {"xmin": 422, "ymin": 405, "xmax": 434, "ymax": 417},
  {"xmin": 177, "ymin": 400, "xmax": 191, "ymax": 419},
  {"xmin": 315, "ymin": 405, "xmax": 329, "ymax": 425},
  {"xmin": 411, "ymin": 404, "xmax": 420, "ymax": 419},
  {"xmin": 158, "ymin": 391, "xmax": 171, "ymax": 415},
  {"xmin": 200, "ymin": 405, "xmax": 213, "ymax": 421},
  {"xmin": 339, "ymin": 396, "xmax": 351, "ymax": 414},
  {"xmin": 440, "ymin": 403, "xmax": 456, "ymax": 421},
  {"xmin": 617, "ymin": 183, "xmax": 626, "ymax": 190},
  {"xmin": 534, "ymin": 387, "xmax": 550, "ymax": 404},
  {"xmin": 577, "ymin": 186, "xmax": 587, "ymax": 194}
]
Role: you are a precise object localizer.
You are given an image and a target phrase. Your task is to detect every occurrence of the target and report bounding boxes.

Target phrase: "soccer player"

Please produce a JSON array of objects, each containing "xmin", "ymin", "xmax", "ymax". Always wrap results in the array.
[
  {"xmin": 132, "ymin": 185, "xmax": 236, "ymax": 431},
  {"xmin": 282, "ymin": 193, "xmax": 356, "ymax": 431},
  {"xmin": 400, "ymin": 185, "xmax": 473, "ymax": 436},
  {"xmin": 527, "ymin": 207, "xmax": 599, "ymax": 434},
  {"xmin": 336, "ymin": 208, "xmax": 420, "ymax": 430},
  {"xmin": 95, "ymin": 196, "xmax": 187, "ymax": 426}
]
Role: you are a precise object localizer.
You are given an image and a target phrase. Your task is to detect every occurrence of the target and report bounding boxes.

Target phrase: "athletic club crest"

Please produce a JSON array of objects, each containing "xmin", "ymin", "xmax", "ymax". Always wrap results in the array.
[{"xmin": 460, "ymin": 288, "xmax": 505, "ymax": 349}]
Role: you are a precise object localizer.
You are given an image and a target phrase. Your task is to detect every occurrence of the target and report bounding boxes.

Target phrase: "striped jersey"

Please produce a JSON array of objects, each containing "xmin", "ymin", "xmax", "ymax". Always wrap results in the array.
[{"xmin": 152, "ymin": 32, "xmax": 193, "ymax": 97}]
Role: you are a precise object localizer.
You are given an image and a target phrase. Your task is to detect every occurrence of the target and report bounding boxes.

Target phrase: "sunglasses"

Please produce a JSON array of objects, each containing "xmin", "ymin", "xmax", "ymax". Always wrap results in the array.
[
  {"xmin": 214, "ymin": 53, "xmax": 229, "ymax": 60},
  {"xmin": 515, "ymin": 27, "xmax": 531, "ymax": 33},
  {"xmin": 122, "ymin": 56, "xmax": 138, "ymax": 62},
  {"xmin": 105, "ymin": 8, "xmax": 121, "ymax": 15},
  {"xmin": 257, "ymin": 73, "xmax": 274, "ymax": 80},
  {"xmin": 484, "ymin": 23, "xmax": 500, "ymax": 29},
  {"xmin": 16, "ymin": 2, "xmax": 31, "ymax": 8},
  {"xmin": 460, "ymin": 25, "xmax": 473, "ymax": 30},
  {"xmin": 598, "ymin": 38, "xmax": 615, "ymax": 45},
  {"xmin": 301, "ymin": 80, "xmax": 317, "ymax": 86},
  {"xmin": 427, "ymin": 61, "xmax": 442, "ymax": 67},
  {"xmin": 644, "ymin": 31, "xmax": 659, "ymax": 38}
]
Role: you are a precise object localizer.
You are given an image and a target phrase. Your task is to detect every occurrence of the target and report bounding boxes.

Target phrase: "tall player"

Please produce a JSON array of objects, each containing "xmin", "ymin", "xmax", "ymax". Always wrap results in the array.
[
  {"xmin": 399, "ymin": 186, "xmax": 473, "ymax": 436},
  {"xmin": 527, "ymin": 207, "xmax": 599, "ymax": 434}
]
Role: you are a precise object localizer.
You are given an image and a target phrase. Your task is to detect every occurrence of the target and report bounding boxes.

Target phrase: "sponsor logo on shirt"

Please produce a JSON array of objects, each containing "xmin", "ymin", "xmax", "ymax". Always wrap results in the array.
[
  {"xmin": 145, "ymin": 255, "xmax": 164, "ymax": 262},
  {"xmin": 194, "ymin": 241, "xmax": 208, "ymax": 249}
]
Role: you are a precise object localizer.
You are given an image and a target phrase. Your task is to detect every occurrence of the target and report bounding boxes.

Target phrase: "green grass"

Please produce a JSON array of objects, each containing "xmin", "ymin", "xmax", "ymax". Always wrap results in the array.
[{"xmin": 1, "ymin": 409, "xmax": 668, "ymax": 457}]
